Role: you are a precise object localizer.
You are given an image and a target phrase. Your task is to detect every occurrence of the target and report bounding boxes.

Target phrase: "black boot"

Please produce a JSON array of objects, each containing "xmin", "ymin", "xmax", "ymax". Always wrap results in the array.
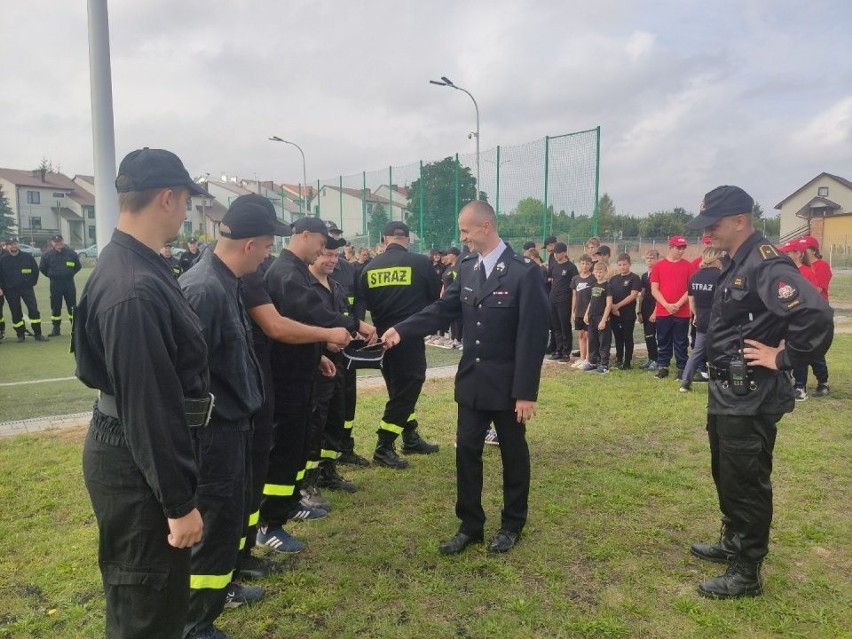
[
  {"xmin": 50, "ymin": 322, "xmax": 61, "ymax": 337},
  {"xmin": 373, "ymin": 432, "xmax": 409, "ymax": 469},
  {"xmin": 698, "ymin": 558, "xmax": 763, "ymax": 599},
  {"xmin": 401, "ymin": 428, "xmax": 439, "ymax": 455},
  {"xmin": 300, "ymin": 468, "xmax": 331, "ymax": 511},
  {"xmin": 317, "ymin": 461, "xmax": 358, "ymax": 493},
  {"xmin": 690, "ymin": 522, "xmax": 738, "ymax": 564}
]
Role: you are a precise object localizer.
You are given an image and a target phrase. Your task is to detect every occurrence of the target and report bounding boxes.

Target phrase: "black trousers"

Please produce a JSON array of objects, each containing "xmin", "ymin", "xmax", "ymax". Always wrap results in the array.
[
  {"xmin": 707, "ymin": 413, "xmax": 780, "ymax": 562},
  {"xmin": 379, "ymin": 337, "xmax": 427, "ymax": 437},
  {"xmin": 339, "ymin": 365, "xmax": 358, "ymax": 453},
  {"xmin": 49, "ymin": 279, "xmax": 77, "ymax": 327},
  {"xmin": 260, "ymin": 379, "xmax": 313, "ymax": 527},
  {"xmin": 549, "ymin": 298, "xmax": 572, "ymax": 356},
  {"xmin": 5, "ymin": 287, "xmax": 42, "ymax": 336},
  {"xmin": 186, "ymin": 423, "xmax": 251, "ymax": 637},
  {"xmin": 320, "ymin": 365, "xmax": 349, "ymax": 457},
  {"xmin": 0, "ymin": 292, "xmax": 5, "ymax": 332},
  {"xmin": 642, "ymin": 318, "xmax": 658, "ymax": 362},
  {"xmin": 83, "ymin": 410, "xmax": 190, "ymax": 639},
  {"xmin": 241, "ymin": 349, "xmax": 275, "ymax": 558},
  {"xmin": 611, "ymin": 308, "xmax": 636, "ymax": 365},
  {"xmin": 456, "ymin": 405, "xmax": 530, "ymax": 535},
  {"xmin": 309, "ymin": 367, "xmax": 341, "ymax": 466},
  {"xmin": 587, "ymin": 317, "xmax": 611, "ymax": 368}
]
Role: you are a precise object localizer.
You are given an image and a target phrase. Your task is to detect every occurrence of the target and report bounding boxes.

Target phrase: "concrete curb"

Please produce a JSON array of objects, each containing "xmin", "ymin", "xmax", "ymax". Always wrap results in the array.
[{"xmin": 0, "ymin": 365, "xmax": 461, "ymax": 439}]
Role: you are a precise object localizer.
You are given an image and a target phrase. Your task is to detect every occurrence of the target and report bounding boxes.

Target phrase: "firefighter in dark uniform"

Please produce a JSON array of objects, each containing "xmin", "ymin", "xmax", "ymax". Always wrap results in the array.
[
  {"xmin": 257, "ymin": 217, "xmax": 375, "ymax": 553},
  {"xmin": 74, "ymin": 148, "xmax": 210, "ymax": 638},
  {"xmin": 180, "ymin": 236, "xmax": 202, "ymax": 272},
  {"xmin": 161, "ymin": 241, "xmax": 182, "ymax": 278},
  {"xmin": 179, "ymin": 194, "xmax": 287, "ymax": 639},
  {"xmin": 326, "ymin": 222, "xmax": 369, "ymax": 466},
  {"xmin": 0, "ymin": 237, "xmax": 48, "ymax": 342},
  {"xmin": 358, "ymin": 221, "xmax": 442, "ymax": 469},
  {"xmin": 0, "ymin": 239, "xmax": 8, "ymax": 339},
  {"xmin": 383, "ymin": 201, "xmax": 549, "ymax": 554},
  {"xmin": 39, "ymin": 234, "xmax": 82, "ymax": 336},
  {"xmin": 685, "ymin": 185, "xmax": 834, "ymax": 599}
]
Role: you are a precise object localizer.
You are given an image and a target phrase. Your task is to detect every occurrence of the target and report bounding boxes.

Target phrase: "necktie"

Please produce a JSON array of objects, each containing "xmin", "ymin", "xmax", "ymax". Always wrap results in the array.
[{"xmin": 478, "ymin": 261, "xmax": 487, "ymax": 287}]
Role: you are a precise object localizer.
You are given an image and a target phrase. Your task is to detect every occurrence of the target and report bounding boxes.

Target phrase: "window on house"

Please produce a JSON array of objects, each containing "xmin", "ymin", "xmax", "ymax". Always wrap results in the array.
[
  {"xmin": 186, "ymin": 197, "xmax": 193, "ymax": 211},
  {"xmin": 87, "ymin": 208, "xmax": 95, "ymax": 219},
  {"xmin": 88, "ymin": 226, "xmax": 96, "ymax": 240},
  {"xmin": 818, "ymin": 186, "xmax": 829, "ymax": 197},
  {"xmin": 183, "ymin": 221, "xmax": 192, "ymax": 235},
  {"xmin": 53, "ymin": 192, "xmax": 65, "ymax": 198},
  {"xmin": 31, "ymin": 217, "xmax": 42, "ymax": 230},
  {"xmin": 27, "ymin": 191, "xmax": 40, "ymax": 204}
]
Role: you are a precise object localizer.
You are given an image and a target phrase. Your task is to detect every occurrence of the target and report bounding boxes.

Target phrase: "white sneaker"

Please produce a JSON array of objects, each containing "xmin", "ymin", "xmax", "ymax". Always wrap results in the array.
[{"xmin": 794, "ymin": 388, "xmax": 808, "ymax": 402}]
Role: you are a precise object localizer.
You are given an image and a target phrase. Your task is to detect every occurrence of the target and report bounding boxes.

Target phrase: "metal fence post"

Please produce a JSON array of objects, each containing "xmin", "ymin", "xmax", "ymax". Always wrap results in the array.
[
  {"xmin": 496, "ymin": 145, "xmax": 501, "ymax": 215},
  {"xmin": 543, "ymin": 135, "xmax": 550, "ymax": 243},
  {"xmin": 454, "ymin": 153, "xmax": 460, "ymax": 242},
  {"xmin": 593, "ymin": 126, "xmax": 601, "ymax": 236},
  {"xmin": 419, "ymin": 160, "xmax": 425, "ymax": 244}
]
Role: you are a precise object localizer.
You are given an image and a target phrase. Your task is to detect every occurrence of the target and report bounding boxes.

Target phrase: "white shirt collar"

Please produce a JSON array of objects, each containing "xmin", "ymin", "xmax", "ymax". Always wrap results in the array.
[{"xmin": 477, "ymin": 239, "xmax": 507, "ymax": 278}]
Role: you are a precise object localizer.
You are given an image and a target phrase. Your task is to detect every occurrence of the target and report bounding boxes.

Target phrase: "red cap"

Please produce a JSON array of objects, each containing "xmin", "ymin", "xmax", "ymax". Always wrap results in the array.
[
  {"xmin": 779, "ymin": 241, "xmax": 798, "ymax": 253},
  {"xmin": 701, "ymin": 235, "xmax": 713, "ymax": 245},
  {"xmin": 799, "ymin": 235, "xmax": 819, "ymax": 250},
  {"xmin": 669, "ymin": 235, "xmax": 688, "ymax": 247}
]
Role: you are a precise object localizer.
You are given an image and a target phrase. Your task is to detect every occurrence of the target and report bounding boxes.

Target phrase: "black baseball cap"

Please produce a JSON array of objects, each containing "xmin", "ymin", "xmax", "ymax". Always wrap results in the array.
[
  {"xmin": 324, "ymin": 220, "xmax": 342, "ymax": 235},
  {"xmin": 188, "ymin": 237, "xmax": 198, "ymax": 243},
  {"xmin": 554, "ymin": 242, "xmax": 568, "ymax": 253},
  {"xmin": 325, "ymin": 236, "xmax": 347, "ymax": 250},
  {"xmin": 445, "ymin": 247, "xmax": 461, "ymax": 256},
  {"xmin": 687, "ymin": 185, "xmax": 754, "ymax": 230},
  {"xmin": 115, "ymin": 147, "xmax": 209, "ymax": 196},
  {"xmin": 594, "ymin": 245, "xmax": 611, "ymax": 256},
  {"xmin": 522, "ymin": 241, "xmax": 536, "ymax": 250},
  {"xmin": 544, "ymin": 235, "xmax": 557, "ymax": 246},
  {"xmin": 292, "ymin": 216, "xmax": 330, "ymax": 237},
  {"xmin": 383, "ymin": 221, "xmax": 410, "ymax": 237},
  {"xmin": 51, "ymin": 234, "xmax": 63, "ymax": 241},
  {"xmin": 7, "ymin": 237, "xmax": 19, "ymax": 243},
  {"xmin": 220, "ymin": 194, "xmax": 291, "ymax": 239}
]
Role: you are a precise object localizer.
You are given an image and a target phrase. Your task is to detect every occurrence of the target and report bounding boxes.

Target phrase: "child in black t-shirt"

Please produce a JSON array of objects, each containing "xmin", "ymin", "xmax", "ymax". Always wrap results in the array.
[
  {"xmin": 570, "ymin": 254, "xmax": 596, "ymax": 368},
  {"xmin": 679, "ymin": 248, "xmax": 722, "ymax": 392},
  {"xmin": 608, "ymin": 253, "xmax": 643, "ymax": 369},
  {"xmin": 582, "ymin": 261, "xmax": 613, "ymax": 373}
]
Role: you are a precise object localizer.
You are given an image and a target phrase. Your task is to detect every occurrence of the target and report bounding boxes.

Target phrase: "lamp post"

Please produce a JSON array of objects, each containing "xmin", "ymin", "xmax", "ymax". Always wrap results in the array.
[
  {"xmin": 269, "ymin": 136, "xmax": 308, "ymax": 215},
  {"xmin": 429, "ymin": 76, "xmax": 480, "ymax": 200}
]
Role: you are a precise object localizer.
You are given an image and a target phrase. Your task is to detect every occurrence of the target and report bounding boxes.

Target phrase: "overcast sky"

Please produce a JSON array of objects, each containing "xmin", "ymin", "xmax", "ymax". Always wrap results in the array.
[{"xmin": 2, "ymin": 0, "xmax": 850, "ymax": 217}]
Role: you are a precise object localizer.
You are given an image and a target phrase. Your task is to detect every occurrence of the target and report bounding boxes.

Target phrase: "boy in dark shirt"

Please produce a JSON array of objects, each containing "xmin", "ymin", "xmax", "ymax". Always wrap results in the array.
[
  {"xmin": 608, "ymin": 253, "xmax": 642, "ymax": 369},
  {"xmin": 548, "ymin": 242, "xmax": 578, "ymax": 362},
  {"xmin": 637, "ymin": 249, "xmax": 660, "ymax": 370},
  {"xmin": 570, "ymin": 254, "xmax": 595, "ymax": 368},
  {"xmin": 582, "ymin": 261, "xmax": 612, "ymax": 374},
  {"xmin": 679, "ymin": 248, "xmax": 722, "ymax": 392}
]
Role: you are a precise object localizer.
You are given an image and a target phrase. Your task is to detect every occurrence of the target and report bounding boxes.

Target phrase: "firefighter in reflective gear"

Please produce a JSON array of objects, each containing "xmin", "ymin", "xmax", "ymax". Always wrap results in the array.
[
  {"xmin": 0, "ymin": 240, "xmax": 7, "ymax": 339},
  {"xmin": 0, "ymin": 237, "xmax": 48, "ymax": 342},
  {"xmin": 685, "ymin": 185, "xmax": 834, "ymax": 599},
  {"xmin": 358, "ymin": 221, "xmax": 442, "ymax": 468},
  {"xmin": 39, "ymin": 234, "xmax": 81, "ymax": 336},
  {"xmin": 161, "ymin": 242, "xmax": 182, "ymax": 278}
]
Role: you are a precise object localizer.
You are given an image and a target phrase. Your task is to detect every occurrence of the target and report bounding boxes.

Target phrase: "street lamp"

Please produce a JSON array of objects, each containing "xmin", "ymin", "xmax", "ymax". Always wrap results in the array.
[
  {"xmin": 269, "ymin": 136, "xmax": 308, "ymax": 215},
  {"xmin": 429, "ymin": 76, "xmax": 480, "ymax": 200}
]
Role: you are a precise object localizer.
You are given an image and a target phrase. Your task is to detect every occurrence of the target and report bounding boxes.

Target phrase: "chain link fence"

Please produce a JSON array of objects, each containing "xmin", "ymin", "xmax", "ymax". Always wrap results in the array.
[{"xmin": 306, "ymin": 128, "xmax": 600, "ymax": 254}]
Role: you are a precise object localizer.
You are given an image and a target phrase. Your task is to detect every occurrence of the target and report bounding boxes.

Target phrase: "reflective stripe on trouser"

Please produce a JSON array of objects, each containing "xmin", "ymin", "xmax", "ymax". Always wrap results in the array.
[
  {"xmin": 50, "ymin": 281, "xmax": 76, "ymax": 325},
  {"xmin": 185, "ymin": 424, "xmax": 249, "ymax": 637},
  {"xmin": 4, "ymin": 288, "xmax": 42, "ymax": 336},
  {"xmin": 344, "ymin": 420, "xmax": 354, "ymax": 431},
  {"xmin": 260, "ymin": 378, "xmax": 313, "ymax": 527},
  {"xmin": 379, "ymin": 336, "xmax": 426, "ymax": 435}
]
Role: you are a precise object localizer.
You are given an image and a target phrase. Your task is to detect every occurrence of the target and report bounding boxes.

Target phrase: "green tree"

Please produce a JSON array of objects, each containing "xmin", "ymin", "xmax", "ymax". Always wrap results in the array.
[
  {"xmin": 0, "ymin": 185, "xmax": 16, "ymax": 239},
  {"xmin": 638, "ymin": 207, "xmax": 693, "ymax": 238},
  {"xmin": 406, "ymin": 157, "xmax": 479, "ymax": 249},
  {"xmin": 369, "ymin": 203, "xmax": 388, "ymax": 245}
]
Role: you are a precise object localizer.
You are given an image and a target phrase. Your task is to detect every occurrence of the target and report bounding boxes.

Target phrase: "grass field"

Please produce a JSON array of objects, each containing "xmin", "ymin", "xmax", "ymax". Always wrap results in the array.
[{"xmin": 0, "ymin": 334, "xmax": 849, "ymax": 638}]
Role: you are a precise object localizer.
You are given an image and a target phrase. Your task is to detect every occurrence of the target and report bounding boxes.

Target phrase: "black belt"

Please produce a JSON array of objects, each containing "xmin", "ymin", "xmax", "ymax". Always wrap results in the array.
[{"xmin": 98, "ymin": 392, "xmax": 215, "ymax": 428}]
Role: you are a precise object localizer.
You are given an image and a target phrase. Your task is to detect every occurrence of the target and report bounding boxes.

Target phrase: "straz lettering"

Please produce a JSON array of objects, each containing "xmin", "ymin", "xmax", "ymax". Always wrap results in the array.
[{"xmin": 367, "ymin": 266, "xmax": 413, "ymax": 288}]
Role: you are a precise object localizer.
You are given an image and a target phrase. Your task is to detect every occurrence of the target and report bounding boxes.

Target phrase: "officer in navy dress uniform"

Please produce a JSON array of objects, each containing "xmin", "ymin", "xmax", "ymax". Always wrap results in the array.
[
  {"xmin": 685, "ymin": 185, "xmax": 833, "ymax": 599},
  {"xmin": 383, "ymin": 201, "xmax": 549, "ymax": 555}
]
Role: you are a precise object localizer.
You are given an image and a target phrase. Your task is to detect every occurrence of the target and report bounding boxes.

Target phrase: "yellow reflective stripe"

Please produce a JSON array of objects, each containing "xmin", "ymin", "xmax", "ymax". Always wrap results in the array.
[
  {"xmin": 305, "ymin": 460, "xmax": 320, "ymax": 470},
  {"xmin": 30, "ymin": 319, "xmax": 41, "ymax": 324},
  {"xmin": 12, "ymin": 321, "xmax": 24, "ymax": 328},
  {"xmin": 21, "ymin": 268, "xmax": 32, "ymax": 274},
  {"xmin": 51, "ymin": 315, "xmax": 62, "ymax": 321},
  {"xmin": 347, "ymin": 295, "xmax": 355, "ymax": 306},
  {"xmin": 190, "ymin": 571, "xmax": 233, "ymax": 590},
  {"xmin": 65, "ymin": 261, "xmax": 75, "ymax": 267},
  {"xmin": 343, "ymin": 420, "xmax": 354, "ymax": 431},
  {"xmin": 263, "ymin": 483, "xmax": 294, "ymax": 496},
  {"xmin": 320, "ymin": 448, "xmax": 337, "ymax": 459},
  {"xmin": 248, "ymin": 510, "xmax": 259, "ymax": 527},
  {"xmin": 366, "ymin": 266, "xmax": 412, "ymax": 288},
  {"xmin": 239, "ymin": 536, "xmax": 246, "ymax": 550},
  {"xmin": 380, "ymin": 420, "xmax": 404, "ymax": 435},
  {"xmin": 408, "ymin": 413, "xmax": 417, "ymax": 423},
  {"xmin": 296, "ymin": 468, "xmax": 306, "ymax": 481}
]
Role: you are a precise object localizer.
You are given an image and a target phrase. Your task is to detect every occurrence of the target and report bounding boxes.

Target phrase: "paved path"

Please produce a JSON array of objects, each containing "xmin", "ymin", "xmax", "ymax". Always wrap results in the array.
[{"xmin": 0, "ymin": 365, "xmax": 461, "ymax": 438}]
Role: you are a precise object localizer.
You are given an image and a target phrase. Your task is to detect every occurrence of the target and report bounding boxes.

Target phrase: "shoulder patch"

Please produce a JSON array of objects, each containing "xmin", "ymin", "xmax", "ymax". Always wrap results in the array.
[
  {"xmin": 461, "ymin": 253, "xmax": 477, "ymax": 262},
  {"xmin": 511, "ymin": 254, "xmax": 531, "ymax": 265},
  {"xmin": 758, "ymin": 244, "xmax": 781, "ymax": 260}
]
